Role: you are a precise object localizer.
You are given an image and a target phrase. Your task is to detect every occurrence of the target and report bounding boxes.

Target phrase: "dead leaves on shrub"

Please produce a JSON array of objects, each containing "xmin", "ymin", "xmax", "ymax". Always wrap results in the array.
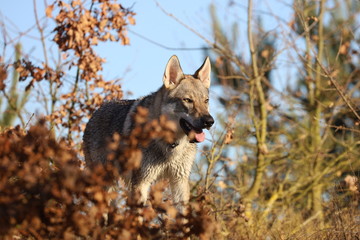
[
  {"xmin": 14, "ymin": 59, "xmax": 64, "ymax": 91},
  {"xmin": 50, "ymin": 0, "xmax": 135, "ymax": 81},
  {"xmin": 10, "ymin": 0, "xmax": 136, "ymax": 143},
  {"xmin": 0, "ymin": 120, "xmax": 218, "ymax": 239}
]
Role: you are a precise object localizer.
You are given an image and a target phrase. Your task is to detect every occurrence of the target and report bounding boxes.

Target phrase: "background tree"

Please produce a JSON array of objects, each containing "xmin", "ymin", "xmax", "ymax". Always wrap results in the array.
[
  {"xmin": 0, "ymin": 43, "xmax": 31, "ymax": 127},
  {"xmin": 200, "ymin": 0, "xmax": 360, "ymax": 237}
]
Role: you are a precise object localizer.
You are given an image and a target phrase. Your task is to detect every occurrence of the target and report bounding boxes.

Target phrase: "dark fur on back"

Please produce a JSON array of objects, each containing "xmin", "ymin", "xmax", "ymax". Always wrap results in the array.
[{"xmin": 83, "ymin": 100, "xmax": 135, "ymax": 164}]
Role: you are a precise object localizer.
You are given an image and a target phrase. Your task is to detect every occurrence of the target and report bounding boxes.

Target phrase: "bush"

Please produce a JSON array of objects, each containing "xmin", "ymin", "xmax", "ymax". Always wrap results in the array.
[{"xmin": 0, "ymin": 120, "xmax": 218, "ymax": 239}]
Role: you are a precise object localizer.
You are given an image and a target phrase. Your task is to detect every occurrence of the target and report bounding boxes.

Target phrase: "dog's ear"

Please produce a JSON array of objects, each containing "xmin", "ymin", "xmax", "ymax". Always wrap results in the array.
[
  {"xmin": 194, "ymin": 57, "xmax": 211, "ymax": 88},
  {"xmin": 163, "ymin": 55, "xmax": 184, "ymax": 89}
]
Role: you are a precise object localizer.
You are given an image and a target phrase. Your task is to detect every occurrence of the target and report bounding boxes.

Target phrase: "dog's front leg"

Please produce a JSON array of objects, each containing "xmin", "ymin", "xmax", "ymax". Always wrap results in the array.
[
  {"xmin": 131, "ymin": 166, "xmax": 161, "ymax": 206},
  {"xmin": 170, "ymin": 178, "xmax": 190, "ymax": 205},
  {"xmin": 132, "ymin": 181, "xmax": 152, "ymax": 205},
  {"xmin": 170, "ymin": 178, "xmax": 191, "ymax": 238}
]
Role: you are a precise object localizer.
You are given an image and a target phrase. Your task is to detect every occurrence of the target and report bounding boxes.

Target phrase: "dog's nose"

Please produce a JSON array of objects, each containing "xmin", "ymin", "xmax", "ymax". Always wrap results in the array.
[{"xmin": 202, "ymin": 115, "xmax": 214, "ymax": 128}]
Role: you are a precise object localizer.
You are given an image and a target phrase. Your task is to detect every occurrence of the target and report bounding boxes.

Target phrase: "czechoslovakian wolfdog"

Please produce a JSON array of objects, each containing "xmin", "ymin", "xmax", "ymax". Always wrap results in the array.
[{"xmin": 83, "ymin": 55, "xmax": 214, "ymax": 205}]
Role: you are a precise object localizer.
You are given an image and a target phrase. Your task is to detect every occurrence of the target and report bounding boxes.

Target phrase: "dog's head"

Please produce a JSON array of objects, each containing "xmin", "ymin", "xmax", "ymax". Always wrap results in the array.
[{"xmin": 161, "ymin": 55, "xmax": 214, "ymax": 143}]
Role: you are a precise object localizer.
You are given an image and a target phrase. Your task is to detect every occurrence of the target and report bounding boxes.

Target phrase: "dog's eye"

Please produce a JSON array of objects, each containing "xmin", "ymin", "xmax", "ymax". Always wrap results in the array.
[
  {"xmin": 183, "ymin": 98, "xmax": 193, "ymax": 103},
  {"xmin": 205, "ymin": 99, "xmax": 209, "ymax": 104}
]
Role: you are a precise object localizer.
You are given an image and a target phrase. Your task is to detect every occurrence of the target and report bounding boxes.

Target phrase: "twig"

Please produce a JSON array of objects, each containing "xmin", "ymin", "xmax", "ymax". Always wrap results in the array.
[
  {"xmin": 154, "ymin": 0, "xmax": 246, "ymax": 74},
  {"xmin": 67, "ymin": 66, "xmax": 81, "ymax": 142},
  {"xmin": 290, "ymin": 211, "xmax": 321, "ymax": 237},
  {"xmin": 314, "ymin": 55, "xmax": 360, "ymax": 122},
  {"xmin": 25, "ymin": 113, "xmax": 35, "ymax": 129},
  {"xmin": 33, "ymin": 0, "xmax": 59, "ymax": 135},
  {"xmin": 154, "ymin": 0, "xmax": 215, "ymax": 48},
  {"xmin": 128, "ymin": 29, "xmax": 212, "ymax": 51}
]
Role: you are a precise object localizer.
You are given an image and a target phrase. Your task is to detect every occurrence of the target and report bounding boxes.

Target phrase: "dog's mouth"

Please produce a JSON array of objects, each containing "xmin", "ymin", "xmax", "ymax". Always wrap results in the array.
[{"xmin": 179, "ymin": 118, "xmax": 205, "ymax": 143}]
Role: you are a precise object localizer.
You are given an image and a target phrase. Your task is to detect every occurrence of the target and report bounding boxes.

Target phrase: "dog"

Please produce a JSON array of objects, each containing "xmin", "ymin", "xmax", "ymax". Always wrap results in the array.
[{"xmin": 83, "ymin": 55, "xmax": 214, "ymax": 206}]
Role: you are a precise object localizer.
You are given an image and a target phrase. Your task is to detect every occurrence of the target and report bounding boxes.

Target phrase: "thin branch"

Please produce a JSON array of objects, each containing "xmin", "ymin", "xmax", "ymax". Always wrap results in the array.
[
  {"xmin": 328, "ymin": 123, "xmax": 360, "ymax": 134},
  {"xmin": 154, "ymin": 0, "xmax": 247, "ymax": 75},
  {"xmin": 314, "ymin": 55, "xmax": 360, "ymax": 122},
  {"xmin": 154, "ymin": 0, "xmax": 215, "ymax": 48},
  {"xmin": 25, "ymin": 113, "xmax": 35, "ymax": 129},
  {"xmin": 128, "ymin": 29, "xmax": 212, "ymax": 51}
]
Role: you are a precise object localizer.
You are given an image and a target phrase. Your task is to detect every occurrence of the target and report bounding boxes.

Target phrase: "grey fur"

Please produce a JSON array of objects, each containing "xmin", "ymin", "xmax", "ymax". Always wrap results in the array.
[{"xmin": 83, "ymin": 55, "xmax": 214, "ymax": 205}]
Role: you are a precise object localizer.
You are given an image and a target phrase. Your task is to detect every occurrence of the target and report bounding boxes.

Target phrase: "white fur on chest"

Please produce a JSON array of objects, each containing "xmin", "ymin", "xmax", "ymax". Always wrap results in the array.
[
  {"xmin": 140, "ymin": 137, "xmax": 196, "ymax": 182},
  {"xmin": 165, "ymin": 138, "xmax": 196, "ymax": 179}
]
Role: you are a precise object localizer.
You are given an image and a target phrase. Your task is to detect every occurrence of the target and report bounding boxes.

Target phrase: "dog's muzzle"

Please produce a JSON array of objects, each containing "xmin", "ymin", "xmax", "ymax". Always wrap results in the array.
[{"xmin": 179, "ymin": 115, "xmax": 214, "ymax": 143}]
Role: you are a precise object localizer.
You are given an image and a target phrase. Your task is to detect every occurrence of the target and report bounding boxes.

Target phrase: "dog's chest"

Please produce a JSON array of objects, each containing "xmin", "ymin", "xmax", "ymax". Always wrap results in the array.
[
  {"xmin": 164, "ymin": 142, "xmax": 197, "ymax": 178},
  {"xmin": 142, "ymin": 139, "xmax": 197, "ymax": 179}
]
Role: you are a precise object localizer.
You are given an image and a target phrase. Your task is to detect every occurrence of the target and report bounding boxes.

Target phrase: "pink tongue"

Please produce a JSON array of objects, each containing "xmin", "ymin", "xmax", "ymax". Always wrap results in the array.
[{"xmin": 195, "ymin": 132, "xmax": 205, "ymax": 142}]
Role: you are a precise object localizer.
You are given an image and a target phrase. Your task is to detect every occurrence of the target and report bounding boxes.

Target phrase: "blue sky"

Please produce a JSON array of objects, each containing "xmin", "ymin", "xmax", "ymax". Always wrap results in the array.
[{"xmin": 1, "ymin": 0, "xmax": 293, "ymax": 96}]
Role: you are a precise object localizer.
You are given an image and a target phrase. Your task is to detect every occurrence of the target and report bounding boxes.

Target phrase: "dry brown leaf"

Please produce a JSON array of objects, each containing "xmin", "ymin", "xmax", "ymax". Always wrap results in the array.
[{"xmin": 46, "ymin": 5, "xmax": 54, "ymax": 18}]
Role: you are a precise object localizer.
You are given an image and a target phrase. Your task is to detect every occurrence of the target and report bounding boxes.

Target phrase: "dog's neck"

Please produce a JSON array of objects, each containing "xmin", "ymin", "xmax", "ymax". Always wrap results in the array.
[
  {"xmin": 154, "ymin": 135, "xmax": 194, "ymax": 152},
  {"xmin": 170, "ymin": 141, "xmax": 179, "ymax": 148}
]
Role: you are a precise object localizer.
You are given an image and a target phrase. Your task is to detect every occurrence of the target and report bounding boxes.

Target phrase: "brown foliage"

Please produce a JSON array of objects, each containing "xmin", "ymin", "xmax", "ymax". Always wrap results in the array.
[
  {"xmin": 6, "ymin": 0, "xmax": 136, "ymax": 143},
  {"xmin": 14, "ymin": 59, "xmax": 63, "ymax": 91},
  {"xmin": 0, "ymin": 120, "xmax": 218, "ymax": 239},
  {"xmin": 0, "ymin": 62, "xmax": 7, "ymax": 91},
  {"xmin": 47, "ymin": 0, "xmax": 135, "ymax": 142},
  {"xmin": 51, "ymin": 0, "xmax": 135, "ymax": 81}
]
